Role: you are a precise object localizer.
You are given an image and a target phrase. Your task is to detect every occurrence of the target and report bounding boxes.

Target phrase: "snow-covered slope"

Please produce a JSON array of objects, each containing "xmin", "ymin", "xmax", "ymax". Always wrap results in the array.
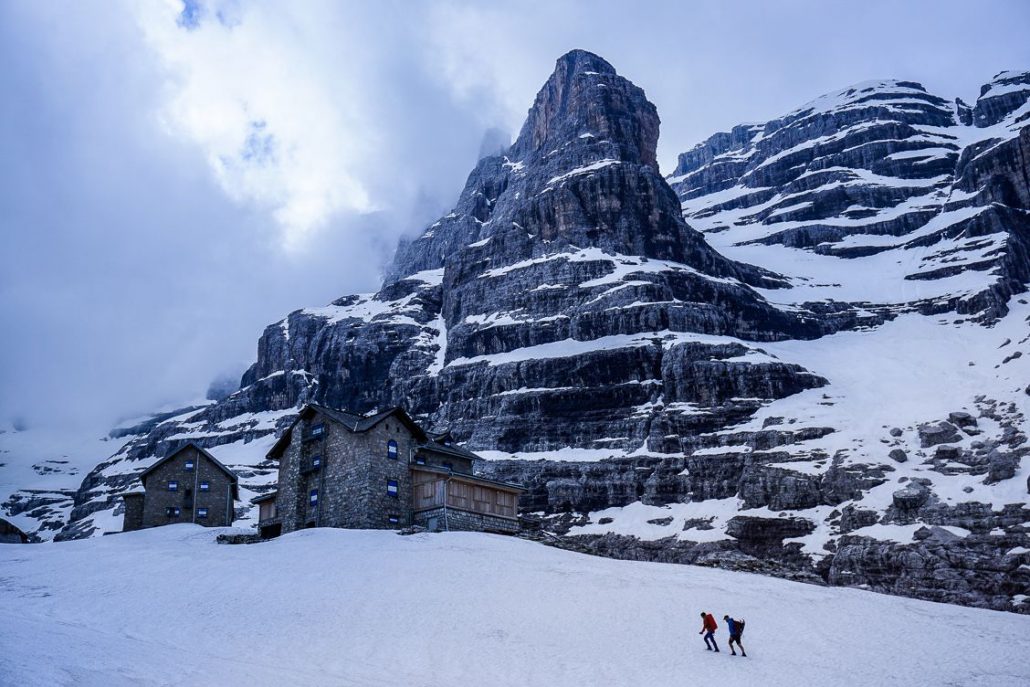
[
  {"xmin": 1, "ymin": 526, "xmax": 1028, "ymax": 687},
  {"xmin": 0, "ymin": 423, "xmax": 142, "ymax": 540}
]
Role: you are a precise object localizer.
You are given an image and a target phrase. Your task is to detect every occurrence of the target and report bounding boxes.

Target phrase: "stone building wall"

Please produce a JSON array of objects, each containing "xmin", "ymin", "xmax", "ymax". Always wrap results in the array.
[
  {"xmin": 277, "ymin": 411, "xmax": 419, "ymax": 532},
  {"xmin": 309, "ymin": 424, "xmax": 372, "ymax": 528},
  {"xmin": 358, "ymin": 420, "xmax": 416, "ymax": 528},
  {"xmin": 273, "ymin": 419, "xmax": 304, "ymax": 532},
  {"xmin": 139, "ymin": 446, "xmax": 235, "ymax": 528},
  {"xmin": 122, "ymin": 493, "xmax": 144, "ymax": 531},
  {"xmin": 413, "ymin": 506, "xmax": 520, "ymax": 534}
]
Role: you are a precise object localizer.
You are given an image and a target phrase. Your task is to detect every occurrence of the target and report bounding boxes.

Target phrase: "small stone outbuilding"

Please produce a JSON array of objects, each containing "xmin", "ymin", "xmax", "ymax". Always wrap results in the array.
[
  {"xmin": 257, "ymin": 404, "xmax": 523, "ymax": 538},
  {"xmin": 0, "ymin": 517, "xmax": 29, "ymax": 543},
  {"xmin": 122, "ymin": 443, "xmax": 238, "ymax": 532}
]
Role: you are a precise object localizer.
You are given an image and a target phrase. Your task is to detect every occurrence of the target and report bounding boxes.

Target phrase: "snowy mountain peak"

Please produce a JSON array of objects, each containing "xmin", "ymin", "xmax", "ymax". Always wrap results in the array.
[
  {"xmin": 796, "ymin": 78, "xmax": 935, "ymax": 112},
  {"xmin": 512, "ymin": 48, "xmax": 658, "ymax": 168},
  {"xmin": 974, "ymin": 69, "xmax": 1030, "ymax": 127}
]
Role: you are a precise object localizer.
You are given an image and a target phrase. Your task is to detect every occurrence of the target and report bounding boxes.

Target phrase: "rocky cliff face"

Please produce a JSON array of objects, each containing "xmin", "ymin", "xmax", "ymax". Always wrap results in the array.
[
  {"xmin": 20, "ymin": 53, "xmax": 1030, "ymax": 613},
  {"xmin": 236, "ymin": 49, "xmax": 832, "ymax": 459},
  {"xmin": 668, "ymin": 74, "xmax": 1030, "ymax": 321}
]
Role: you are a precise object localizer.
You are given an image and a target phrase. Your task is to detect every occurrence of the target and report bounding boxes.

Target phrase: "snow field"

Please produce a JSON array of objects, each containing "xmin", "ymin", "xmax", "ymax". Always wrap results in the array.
[{"xmin": 1, "ymin": 526, "xmax": 1029, "ymax": 687}]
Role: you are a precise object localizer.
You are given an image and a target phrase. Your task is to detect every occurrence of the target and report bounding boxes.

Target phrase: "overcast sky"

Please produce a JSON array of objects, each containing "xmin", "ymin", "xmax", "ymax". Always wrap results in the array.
[{"xmin": 1, "ymin": 0, "xmax": 1028, "ymax": 432}]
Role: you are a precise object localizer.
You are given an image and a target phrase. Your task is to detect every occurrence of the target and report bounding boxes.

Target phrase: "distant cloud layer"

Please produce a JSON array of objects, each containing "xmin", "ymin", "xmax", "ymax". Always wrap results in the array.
[
  {"xmin": 1, "ymin": 0, "xmax": 1028, "ymax": 430},
  {"xmin": 136, "ymin": 1, "xmax": 379, "ymax": 247}
]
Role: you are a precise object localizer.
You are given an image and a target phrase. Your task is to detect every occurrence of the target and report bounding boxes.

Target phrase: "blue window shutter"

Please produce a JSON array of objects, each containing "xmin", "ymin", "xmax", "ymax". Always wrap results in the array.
[
  {"xmin": 168, "ymin": 481, "xmax": 178, "ymax": 492},
  {"xmin": 387, "ymin": 440, "xmax": 398, "ymax": 460},
  {"xmin": 199, "ymin": 482, "xmax": 209, "ymax": 492},
  {"xmin": 197, "ymin": 508, "xmax": 208, "ymax": 518},
  {"xmin": 310, "ymin": 489, "xmax": 318, "ymax": 506},
  {"xmin": 387, "ymin": 480, "xmax": 398, "ymax": 497}
]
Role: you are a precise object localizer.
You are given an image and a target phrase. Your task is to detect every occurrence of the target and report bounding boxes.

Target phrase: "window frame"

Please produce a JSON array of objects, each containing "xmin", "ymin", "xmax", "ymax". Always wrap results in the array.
[
  {"xmin": 184, "ymin": 459, "xmax": 195, "ymax": 472},
  {"xmin": 386, "ymin": 479, "xmax": 399, "ymax": 498},
  {"xmin": 387, "ymin": 439, "xmax": 399, "ymax": 460},
  {"xmin": 197, "ymin": 507, "xmax": 209, "ymax": 519},
  {"xmin": 167, "ymin": 480, "xmax": 178, "ymax": 492},
  {"xmin": 199, "ymin": 481, "xmax": 210, "ymax": 492},
  {"xmin": 309, "ymin": 488, "xmax": 319, "ymax": 507}
]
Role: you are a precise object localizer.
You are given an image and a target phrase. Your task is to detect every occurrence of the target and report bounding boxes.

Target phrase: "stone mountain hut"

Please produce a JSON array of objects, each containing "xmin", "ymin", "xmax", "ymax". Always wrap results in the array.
[
  {"xmin": 255, "ymin": 404, "xmax": 523, "ymax": 538},
  {"xmin": 122, "ymin": 443, "xmax": 238, "ymax": 532}
]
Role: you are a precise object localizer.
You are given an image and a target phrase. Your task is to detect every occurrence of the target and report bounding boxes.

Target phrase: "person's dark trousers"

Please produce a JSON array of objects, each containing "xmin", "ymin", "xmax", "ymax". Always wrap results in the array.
[{"xmin": 704, "ymin": 631, "xmax": 719, "ymax": 651}]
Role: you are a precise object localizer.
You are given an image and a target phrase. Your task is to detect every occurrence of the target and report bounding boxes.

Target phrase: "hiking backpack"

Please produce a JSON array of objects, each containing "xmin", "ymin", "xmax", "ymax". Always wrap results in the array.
[{"xmin": 737, "ymin": 618, "xmax": 746, "ymax": 636}]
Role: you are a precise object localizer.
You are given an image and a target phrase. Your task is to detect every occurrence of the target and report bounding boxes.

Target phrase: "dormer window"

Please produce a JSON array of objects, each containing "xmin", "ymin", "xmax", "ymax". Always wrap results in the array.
[{"xmin": 387, "ymin": 440, "xmax": 398, "ymax": 460}]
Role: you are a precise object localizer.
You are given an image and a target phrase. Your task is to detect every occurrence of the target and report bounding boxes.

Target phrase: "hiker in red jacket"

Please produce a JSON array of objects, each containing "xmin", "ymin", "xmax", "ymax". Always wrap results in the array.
[{"xmin": 699, "ymin": 612, "xmax": 719, "ymax": 652}]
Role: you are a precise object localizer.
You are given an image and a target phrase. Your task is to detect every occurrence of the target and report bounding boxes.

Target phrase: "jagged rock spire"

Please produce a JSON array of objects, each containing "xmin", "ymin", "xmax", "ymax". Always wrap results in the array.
[{"xmin": 512, "ymin": 49, "xmax": 659, "ymax": 168}]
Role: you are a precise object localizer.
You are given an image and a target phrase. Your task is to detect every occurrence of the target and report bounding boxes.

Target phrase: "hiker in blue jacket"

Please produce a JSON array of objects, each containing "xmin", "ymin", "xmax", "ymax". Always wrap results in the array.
[{"xmin": 723, "ymin": 615, "xmax": 747, "ymax": 657}]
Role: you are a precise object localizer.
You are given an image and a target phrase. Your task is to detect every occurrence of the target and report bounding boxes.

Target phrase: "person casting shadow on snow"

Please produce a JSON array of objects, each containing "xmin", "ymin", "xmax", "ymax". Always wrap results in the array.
[
  {"xmin": 699, "ymin": 612, "xmax": 719, "ymax": 652},
  {"xmin": 723, "ymin": 615, "xmax": 747, "ymax": 657}
]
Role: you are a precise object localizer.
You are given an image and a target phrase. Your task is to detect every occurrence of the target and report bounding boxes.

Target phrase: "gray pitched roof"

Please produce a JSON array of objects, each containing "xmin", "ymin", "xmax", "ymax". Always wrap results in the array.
[
  {"xmin": 139, "ymin": 442, "xmax": 239, "ymax": 499},
  {"xmin": 266, "ymin": 404, "xmax": 428, "ymax": 459},
  {"xmin": 308, "ymin": 404, "xmax": 421, "ymax": 434},
  {"xmin": 419, "ymin": 439, "xmax": 482, "ymax": 463}
]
